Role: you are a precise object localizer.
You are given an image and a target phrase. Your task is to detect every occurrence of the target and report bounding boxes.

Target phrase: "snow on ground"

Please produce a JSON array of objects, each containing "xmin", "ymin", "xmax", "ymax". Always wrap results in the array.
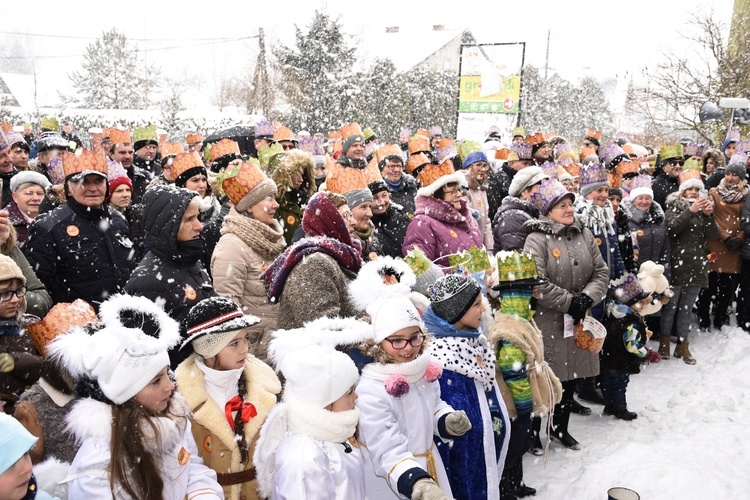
[{"xmin": 525, "ymin": 324, "xmax": 750, "ymax": 500}]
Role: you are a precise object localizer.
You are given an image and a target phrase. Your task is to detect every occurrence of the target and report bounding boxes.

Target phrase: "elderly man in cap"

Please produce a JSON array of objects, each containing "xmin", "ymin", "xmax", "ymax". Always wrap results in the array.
[{"xmin": 26, "ymin": 150, "xmax": 135, "ymax": 310}]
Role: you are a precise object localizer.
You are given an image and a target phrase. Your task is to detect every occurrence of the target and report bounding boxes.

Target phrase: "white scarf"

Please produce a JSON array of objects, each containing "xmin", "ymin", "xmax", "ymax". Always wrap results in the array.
[
  {"xmin": 429, "ymin": 335, "xmax": 496, "ymax": 392},
  {"xmin": 576, "ymin": 198, "xmax": 616, "ymax": 236},
  {"xmin": 361, "ymin": 353, "xmax": 432, "ymax": 384},
  {"xmin": 195, "ymin": 356, "xmax": 241, "ymax": 410},
  {"xmin": 286, "ymin": 395, "xmax": 359, "ymax": 443}
]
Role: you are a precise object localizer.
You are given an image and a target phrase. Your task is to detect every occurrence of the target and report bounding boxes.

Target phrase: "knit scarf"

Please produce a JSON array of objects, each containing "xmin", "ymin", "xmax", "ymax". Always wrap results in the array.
[
  {"xmin": 717, "ymin": 178, "xmax": 749, "ymax": 204},
  {"xmin": 221, "ymin": 207, "xmax": 287, "ymax": 261},
  {"xmin": 263, "ymin": 236, "xmax": 362, "ymax": 302},
  {"xmin": 286, "ymin": 394, "xmax": 360, "ymax": 443},
  {"xmin": 576, "ymin": 198, "xmax": 616, "ymax": 236},
  {"xmin": 384, "ymin": 177, "xmax": 403, "ymax": 192},
  {"xmin": 361, "ymin": 352, "xmax": 432, "ymax": 384}
]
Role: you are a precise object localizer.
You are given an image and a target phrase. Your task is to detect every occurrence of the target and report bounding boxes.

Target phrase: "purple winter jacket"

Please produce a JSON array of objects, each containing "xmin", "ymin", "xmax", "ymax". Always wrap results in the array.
[{"xmin": 402, "ymin": 195, "xmax": 482, "ymax": 270}]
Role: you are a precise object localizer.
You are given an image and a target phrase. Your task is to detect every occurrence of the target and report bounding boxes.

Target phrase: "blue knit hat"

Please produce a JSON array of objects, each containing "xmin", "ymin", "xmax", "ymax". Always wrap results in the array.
[
  {"xmin": 0, "ymin": 413, "xmax": 38, "ymax": 474},
  {"xmin": 462, "ymin": 151, "xmax": 488, "ymax": 170}
]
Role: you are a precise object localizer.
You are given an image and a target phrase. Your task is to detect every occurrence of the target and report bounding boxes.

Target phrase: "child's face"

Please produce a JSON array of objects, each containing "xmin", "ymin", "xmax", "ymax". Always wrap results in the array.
[
  {"xmin": 454, "ymin": 294, "xmax": 485, "ymax": 330},
  {"xmin": 328, "ymin": 385, "xmax": 358, "ymax": 412},
  {"xmin": 380, "ymin": 326, "xmax": 423, "ymax": 363},
  {"xmin": 0, "ymin": 279, "xmax": 23, "ymax": 319},
  {"xmin": 207, "ymin": 330, "xmax": 250, "ymax": 371},
  {"xmin": 134, "ymin": 366, "xmax": 175, "ymax": 414},
  {"xmin": 0, "ymin": 452, "xmax": 33, "ymax": 500}
]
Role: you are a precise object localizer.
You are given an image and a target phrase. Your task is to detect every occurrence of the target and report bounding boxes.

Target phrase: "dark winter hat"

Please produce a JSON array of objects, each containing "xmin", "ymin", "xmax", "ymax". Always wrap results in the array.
[
  {"xmin": 608, "ymin": 187, "xmax": 623, "ymax": 198},
  {"xmin": 36, "ymin": 131, "xmax": 70, "ymax": 153},
  {"xmin": 343, "ymin": 188, "xmax": 373, "ymax": 209},
  {"xmin": 726, "ymin": 161, "xmax": 747, "ymax": 180},
  {"xmin": 427, "ymin": 274, "xmax": 482, "ymax": 325},
  {"xmin": 368, "ymin": 180, "xmax": 389, "ymax": 196},
  {"xmin": 181, "ymin": 297, "xmax": 260, "ymax": 357},
  {"xmin": 343, "ymin": 134, "xmax": 365, "ymax": 155}
]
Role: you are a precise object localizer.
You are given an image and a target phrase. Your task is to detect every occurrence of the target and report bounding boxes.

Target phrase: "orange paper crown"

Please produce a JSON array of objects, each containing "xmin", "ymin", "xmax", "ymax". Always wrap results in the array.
[
  {"xmin": 340, "ymin": 122, "xmax": 363, "ymax": 140},
  {"xmin": 563, "ymin": 163, "xmax": 581, "ymax": 177},
  {"xmin": 525, "ymin": 132, "xmax": 546, "ymax": 146},
  {"xmin": 405, "ymin": 152, "xmax": 431, "ymax": 175},
  {"xmin": 61, "ymin": 149, "xmax": 108, "ymax": 178},
  {"xmin": 408, "ymin": 136, "xmax": 430, "ymax": 155},
  {"xmin": 273, "ymin": 126, "xmax": 295, "ymax": 142},
  {"xmin": 325, "ymin": 160, "xmax": 383, "ymax": 194},
  {"xmin": 495, "ymin": 148, "xmax": 510, "ymax": 160},
  {"xmin": 210, "ymin": 138, "xmax": 241, "ymax": 162},
  {"xmin": 679, "ymin": 169, "xmax": 702, "ymax": 183},
  {"xmin": 186, "ymin": 133, "xmax": 202, "ymax": 144},
  {"xmin": 328, "ymin": 130, "xmax": 342, "ymax": 140},
  {"xmin": 415, "ymin": 128, "xmax": 430, "ymax": 139},
  {"xmin": 580, "ymin": 146, "xmax": 597, "ymax": 161},
  {"xmin": 615, "ymin": 158, "xmax": 638, "ymax": 177},
  {"xmin": 103, "ymin": 128, "xmax": 131, "ymax": 145},
  {"xmin": 586, "ymin": 128, "xmax": 602, "ymax": 140},
  {"xmin": 1, "ymin": 122, "xmax": 12, "ymax": 133},
  {"xmin": 418, "ymin": 160, "xmax": 455, "ymax": 188},
  {"xmin": 376, "ymin": 144, "xmax": 404, "ymax": 163},
  {"xmin": 607, "ymin": 171, "xmax": 622, "ymax": 189},
  {"xmin": 161, "ymin": 141, "xmax": 185, "ymax": 157},
  {"xmin": 172, "ymin": 152, "xmax": 205, "ymax": 180},
  {"xmin": 222, "ymin": 161, "xmax": 268, "ymax": 206},
  {"xmin": 27, "ymin": 299, "xmax": 97, "ymax": 357}
]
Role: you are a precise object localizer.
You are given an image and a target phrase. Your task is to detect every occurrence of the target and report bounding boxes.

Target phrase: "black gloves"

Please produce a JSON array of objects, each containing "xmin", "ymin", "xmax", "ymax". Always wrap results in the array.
[
  {"xmin": 724, "ymin": 237, "xmax": 743, "ymax": 251},
  {"xmin": 567, "ymin": 293, "xmax": 593, "ymax": 324}
]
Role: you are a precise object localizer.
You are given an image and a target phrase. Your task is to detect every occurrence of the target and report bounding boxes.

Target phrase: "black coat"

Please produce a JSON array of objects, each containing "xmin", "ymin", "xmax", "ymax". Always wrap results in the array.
[
  {"xmin": 133, "ymin": 156, "xmax": 162, "ymax": 178},
  {"xmin": 622, "ymin": 199, "xmax": 670, "ymax": 280},
  {"xmin": 601, "ymin": 309, "xmax": 648, "ymax": 374},
  {"xmin": 487, "ymin": 163, "xmax": 515, "ymax": 222},
  {"xmin": 492, "ymin": 196, "xmax": 538, "ymax": 253},
  {"xmin": 652, "ymin": 173, "xmax": 679, "ymax": 210},
  {"xmin": 26, "ymin": 198, "xmax": 135, "ymax": 310},
  {"xmin": 1, "ymin": 168, "xmax": 18, "ymax": 208},
  {"xmin": 371, "ymin": 203, "xmax": 411, "ymax": 258},
  {"xmin": 127, "ymin": 164, "xmax": 153, "ymax": 205},
  {"xmin": 389, "ymin": 174, "xmax": 419, "ymax": 215},
  {"xmin": 614, "ymin": 206, "xmax": 639, "ymax": 275}
]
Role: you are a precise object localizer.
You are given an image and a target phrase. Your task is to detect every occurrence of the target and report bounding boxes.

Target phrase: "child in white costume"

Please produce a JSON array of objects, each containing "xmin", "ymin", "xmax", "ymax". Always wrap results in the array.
[
  {"xmin": 48, "ymin": 294, "xmax": 223, "ymax": 500},
  {"xmin": 255, "ymin": 318, "xmax": 370, "ymax": 500},
  {"xmin": 350, "ymin": 258, "xmax": 472, "ymax": 500}
]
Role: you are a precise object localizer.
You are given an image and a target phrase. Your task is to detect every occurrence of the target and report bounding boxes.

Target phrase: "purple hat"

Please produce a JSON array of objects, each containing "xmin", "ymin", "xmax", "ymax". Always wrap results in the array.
[
  {"xmin": 255, "ymin": 120, "xmax": 274, "ymax": 139},
  {"xmin": 628, "ymin": 174, "xmax": 653, "ymax": 201},
  {"xmin": 510, "ymin": 142, "xmax": 533, "ymax": 161},
  {"xmin": 531, "ymin": 179, "xmax": 574, "ymax": 215},
  {"xmin": 726, "ymin": 128, "xmax": 741, "ymax": 143},
  {"xmin": 47, "ymin": 157, "xmax": 66, "ymax": 184},
  {"xmin": 539, "ymin": 161, "xmax": 558, "ymax": 180},
  {"xmin": 554, "ymin": 141, "xmax": 574, "ymax": 159},
  {"xmin": 684, "ymin": 142, "xmax": 705, "ymax": 157},
  {"xmin": 429, "ymin": 125, "xmax": 443, "ymax": 138},
  {"xmin": 599, "ymin": 143, "xmax": 630, "ymax": 169},
  {"xmin": 579, "ymin": 162, "xmax": 609, "ymax": 197},
  {"xmin": 728, "ymin": 153, "xmax": 748, "ymax": 166},
  {"xmin": 736, "ymin": 140, "xmax": 750, "ymax": 155},
  {"xmin": 3, "ymin": 130, "xmax": 26, "ymax": 150},
  {"xmin": 610, "ymin": 273, "xmax": 649, "ymax": 306},
  {"xmin": 297, "ymin": 136, "xmax": 325, "ymax": 156}
]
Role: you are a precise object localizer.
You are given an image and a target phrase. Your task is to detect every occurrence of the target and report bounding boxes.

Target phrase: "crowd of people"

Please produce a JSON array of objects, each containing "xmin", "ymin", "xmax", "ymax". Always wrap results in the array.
[{"xmin": 0, "ymin": 116, "xmax": 748, "ymax": 499}]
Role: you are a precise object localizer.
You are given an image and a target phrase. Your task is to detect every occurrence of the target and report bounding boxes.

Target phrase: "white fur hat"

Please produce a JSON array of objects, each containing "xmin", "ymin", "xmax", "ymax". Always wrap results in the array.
[
  {"xmin": 416, "ymin": 171, "xmax": 467, "ymax": 197},
  {"xmin": 48, "ymin": 294, "xmax": 180, "ymax": 404},
  {"xmin": 367, "ymin": 296, "xmax": 424, "ymax": 343},
  {"xmin": 278, "ymin": 345, "xmax": 359, "ymax": 408}
]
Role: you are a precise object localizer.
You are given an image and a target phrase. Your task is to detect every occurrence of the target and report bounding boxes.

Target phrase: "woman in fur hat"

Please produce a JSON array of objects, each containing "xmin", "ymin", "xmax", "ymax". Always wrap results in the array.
[
  {"xmin": 175, "ymin": 297, "xmax": 280, "ymax": 500},
  {"xmin": 48, "ymin": 294, "xmax": 223, "ymax": 499},
  {"xmin": 211, "ymin": 161, "xmax": 287, "ymax": 362},
  {"xmin": 267, "ymin": 150, "xmax": 317, "ymax": 246}
]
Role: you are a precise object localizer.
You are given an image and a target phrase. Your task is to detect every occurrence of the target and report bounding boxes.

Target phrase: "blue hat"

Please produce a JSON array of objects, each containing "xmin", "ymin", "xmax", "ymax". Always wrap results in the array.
[
  {"xmin": 462, "ymin": 151, "xmax": 488, "ymax": 169},
  {"xmin": 0, "ymin": 413, "xmax": 38, "ymax": 474}
]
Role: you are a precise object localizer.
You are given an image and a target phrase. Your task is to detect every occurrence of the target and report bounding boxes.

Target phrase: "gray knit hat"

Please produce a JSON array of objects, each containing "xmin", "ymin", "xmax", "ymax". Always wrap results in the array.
[
  {"xmin": 509, "ymin": 166, "xmax": 549, "ymax": 197},
  {"xmin": 344, "ymin": 188, "xmax": 373, "ymax": 209},
  {"xmin": 726, "ymin": 162, "xmax": 747, "ymax": 180},
  {"xmin": 427, "ymin": 274, "xmax": 482, "ymax": 325},
  {"xmin": 343, "ymin": 134, "xmax": 365, "ymax": 155}
]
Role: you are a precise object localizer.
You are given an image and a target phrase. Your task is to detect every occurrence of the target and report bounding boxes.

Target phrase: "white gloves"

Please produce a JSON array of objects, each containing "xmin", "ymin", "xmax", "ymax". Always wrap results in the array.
[
  {"xmin": 445, "ymin": 410, "xmax": 472, "ymax": 437},
  {"xmin": 411, "ymin": 479, "xmax": 452, "ymax": 500}
]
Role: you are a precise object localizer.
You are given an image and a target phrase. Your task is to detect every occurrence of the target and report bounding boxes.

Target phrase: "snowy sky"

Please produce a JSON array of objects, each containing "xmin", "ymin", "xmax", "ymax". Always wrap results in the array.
[{"xmin": 0, "ymin": 0, "xmax": 735, "ymax": 103}]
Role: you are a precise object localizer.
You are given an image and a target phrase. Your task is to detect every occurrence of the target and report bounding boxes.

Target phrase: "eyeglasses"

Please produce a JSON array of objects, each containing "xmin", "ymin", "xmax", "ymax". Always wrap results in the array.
[
  {"xmin": 0, "ymin": 286, "xmax": 27, "ymax": 302},
  {"xmin": 667, "ymin": 160, "xmax": 684, "ymax": 167},
  {"xmin": 341, "ymin": 211, "xmax": 354, "ymax": 220},
  {"xmin": 473, "ymin": 163, "xmax": 490, "ymax": 171},
  {"xmin": 385, "ymin": 163, "xmax": 403, "ymax": 170},
  {"xmin": 384, "ymin": 333, "xmax": 426, "ymax": 350},
  {"xmin": 443, "ymin": 188, "xmax": 462, "ymax": 196},
  {"xmin": 551, "ymin": 201, "xmax": 573, "ymax": 211}
]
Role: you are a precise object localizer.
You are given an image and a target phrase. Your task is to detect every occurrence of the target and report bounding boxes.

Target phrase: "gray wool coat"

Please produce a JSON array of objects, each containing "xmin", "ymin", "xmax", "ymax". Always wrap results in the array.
[{"xmin": 523, "ymin": 216, "xmax": 610, "ymax": 382}]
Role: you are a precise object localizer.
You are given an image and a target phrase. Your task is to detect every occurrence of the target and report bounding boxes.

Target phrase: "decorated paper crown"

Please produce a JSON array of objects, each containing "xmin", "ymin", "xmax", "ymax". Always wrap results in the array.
[
  {"xmin": 448, "ymin": 246, "xmax": 491, "ymax": 274},
  {"xmin": 1, "ymin": 122, "xmax": 12, "ymax": 133},
  {"xmin": 376, "ymin": 144, "xmax": 403, "ymax": 164},
  {"xmin": 434, "ymin": 138, "xmax": 458, "ymax": 165},
  {"xmin": 62, "ymin": 149, "xmax": 108, "ymax": 179},
  {"xmin": 458, "ymin": 140, "xmax": 481, "ymax": 162},
  {"xmin": 495, "ymin": 148, "xmax": 510, "ymax": 160},
  {"xmin": 160, "ymin": 141, "xmax": 185, "ymax": 158},
  {"xmin": 3, "ymin": 131, "xmax": 24, "ymax": 148},
  {"xmin": 405, "ymin": 152, "xmax": 431, "ymax": 175},
  {"xmin": 408, "ymin": 135, "xmax": 430, "ymax": 155},
  {"xmin": 726, "ymin": 128, "xmax": 741, "ymax": 143},
  {"xmin": 103, "ymin": 128, "xmax": 131, "ymax": 145},
  {"xmin": 563, "ymin": 162, "xmax": 580, "ymax": 178},
  {"xmin": 580, "ymin": 146, "xmax": 598, "ymax": 162},
  {"xmin": 610, "ymin": 273, "xmax": 648, "ymax": 305},
  {"xmin": 415, "ymin": 128, "xmax": 430, "ymax": 139},
  {"xmin": 400, "ymin": 127, "xmax": 412, "ymax": 139},
  {"xmin": 494, "ymin": 251, "xmax": 549, "ymax": 289},
  {"xmin": 736, "ymin": 140, "xmax": 750, "ymax": 155},
  {"xmin": 579, "ymin": 162, "xmax": 607, "ymax": 188},
  {"xmin": 298, "ymin": 136, "xmax": 325, "ymax": 156},
  {"xmin": 615, "ymin": 157, "xmax": 639, "ymax": 177},
  {"xmin": 512, "ymin": 126, "xmax": 526, "ymax": 138},
  {"xmin": 255, "ymin": 120, "xmax": 275, "ymax": 138},
  {"xmin": 659, "ymin": 143, "xmax": 684, "ymax": 161},
  {"xmin": 171, "ymin": 152, "xmax": 205, "ymax": 181},
  {"xmin": 341, "ymin": 122, "xmax": 363, "ymax": 140},
  {"xmin": 362, "ymin": 127, "xmax": 376, "ymax": 143},
  {"xmin": 258, "ymin": 142, "xmax": 284, "ymax": 167},
  {"xmin": 133, "ymin": 125, "xmax": 158, "ymax": 144},
  {"xmin": 728, "ymin": 152, "xmax": 748, "ymax": 166},
  {"xmin": 27, "ymin": 299, "xmax": 97, "ymax": 357},
  {"xmin": 209, "ymin": 138, "xmax": 241, "ymax": 162},
  {"xmin": 539, "ymin": 161, "xmax": 559, "ymax": 180},
  {"xmin": 47, "ymin": 157, "xmax": 65, "ymax": 184},
  {"xmin": 328, "ymin": 130, "xmax": 342, "ymax": 141},
  {"xmin": 585, "ymin": 128, "xmax": 602, "ymax": 141},
  {"xmin": 630, "ymin": 173, "xmax": 652, "ymax": 191},
  {"xmin": 531, "ymin": 178, "xmax": 573, "ymax": 215},
  {"xmin": 106, "ymin": 159, "xmax": 129, "ymax": 182},
  {"xmin": 273, "ymin": 126, "xmax": 296, "ymax": 143},
  {"xmin": 325, "ymin": 159, "xmax": 383, "ymax": 194},
  {"xmin": 417, "ymin": 160, "xmax": 455, "ymax": 189},
  {"xmin": 186, "ymin": 133, "xmax": 202, "ymax": 144},
  {"xmin": 222, "ymin": 160, "xmax": 270, "ymax": 206},
  {"xmin": 684, "ymin": 142, "xmax": 704, "ymax": 157},
  {"xmin": 554, "ymin": 141, "xmax": 576, "ymax": 161},
  {"xmin": 429, "ymin": 125, "xmax": 443, "ymax": 137},
  {"xmin": 40, "ymin": 116, "xmax": 59, "ymax": 131},
  {"xmin": 599, "ymin": 143, "xmax": 630, "ymax": 169},
  {"xmin": 509, "ymin": 141, "xmax": 533, "ymax": 160},
  {"xmin": 525, "ymin": 132, "xmax": 546, "ymax": 146},
  {"xmin": 403, "ymin": 248, "xmax": 433, "ymax": 277}
]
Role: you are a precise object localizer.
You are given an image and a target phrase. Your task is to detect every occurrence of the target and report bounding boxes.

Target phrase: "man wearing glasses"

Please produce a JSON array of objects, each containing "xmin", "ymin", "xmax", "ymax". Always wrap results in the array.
[
  {"xmin": 653, "ymin": 144, "xmax": 685, "ymax": 209},
  {"xmin": 378, "ymin": 147, "xmax": 418, "ymax": 215}
]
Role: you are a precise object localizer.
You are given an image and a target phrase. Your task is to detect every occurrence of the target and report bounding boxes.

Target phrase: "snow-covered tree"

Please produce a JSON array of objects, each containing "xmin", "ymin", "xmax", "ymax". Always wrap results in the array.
[{"xmin": 68, "ymin": 28, "xmax": 160, "ymax": 109}]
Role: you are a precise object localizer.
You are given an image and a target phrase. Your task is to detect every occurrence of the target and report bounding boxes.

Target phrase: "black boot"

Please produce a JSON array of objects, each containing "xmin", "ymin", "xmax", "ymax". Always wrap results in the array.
[
  {"xmin": 513, "ymin": 483, "xmax": 537, "ymax": 497},
  {"xmin": 570, "ymin": 399, "xmax": 591, "ymax": 415},
  {"xmin": 577, "ymin": 376, "xmax": 605, "ymax": 405},
  {"xmin": 603, "ymin": 404, "xmax": 638, "ymax": 421},
  {"xmin": 551, "ymin": 403, "xmax": 581, "ymax": 450},
  {"xmin": 528, "ymin": 429, "xmax": 543, "ymax": 456},
  {"xmin": 550, "ymin": 430, "xmax": 581, "ymax": 450}
]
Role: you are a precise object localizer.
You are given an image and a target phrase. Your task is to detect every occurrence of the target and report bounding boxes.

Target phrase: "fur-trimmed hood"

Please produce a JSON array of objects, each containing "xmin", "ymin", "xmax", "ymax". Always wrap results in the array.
[
  {"xmin": 622, "ymin": 197, "xmax": 665, "ymax": 225},
  {"xmin": 523, "ymin": 214, "xmax": 586, "ymax": 236},
  {"xmin": 665, "ymin": 191, "xmax": 692, "ymax": 211},
  {"xmin": 270, "ymin": 149, "xmax": 316, "ymax": 202}
]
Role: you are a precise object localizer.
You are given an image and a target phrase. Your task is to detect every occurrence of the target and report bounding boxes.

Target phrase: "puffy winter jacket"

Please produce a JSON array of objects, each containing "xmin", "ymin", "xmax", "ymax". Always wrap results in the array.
[
  {"xmin": 622, "ymin": 198, "xmax": 671, "ymax": 281},
  {"xmin": 492, "ymin": 196, "xmax": 538, "ymax": 253},
  {"xmin": 371, "ymin": 203, "xmax": 411, "ymax": 259}
]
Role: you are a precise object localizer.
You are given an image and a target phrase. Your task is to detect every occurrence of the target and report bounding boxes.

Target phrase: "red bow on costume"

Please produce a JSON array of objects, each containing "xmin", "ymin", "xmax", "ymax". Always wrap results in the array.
[{"xmin": 225, "ymin": 396, "xmax": 257, "ymax": 430}]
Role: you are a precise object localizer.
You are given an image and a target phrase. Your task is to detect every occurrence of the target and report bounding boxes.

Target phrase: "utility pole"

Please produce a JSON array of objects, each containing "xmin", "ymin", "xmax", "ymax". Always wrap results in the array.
[
  {"xmin": 250, "ymin": 28, "xmax": 273, "ymax": 116},
  {"xmin": 544, "ymin": 29, "xmax": 550, "ymax": 81}
]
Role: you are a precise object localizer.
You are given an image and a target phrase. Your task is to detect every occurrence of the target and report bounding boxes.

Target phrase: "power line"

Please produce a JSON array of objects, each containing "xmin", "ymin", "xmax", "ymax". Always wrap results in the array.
[{"xmin": 0, "ymin": 30, "xmax": 255, "ymax": 43}]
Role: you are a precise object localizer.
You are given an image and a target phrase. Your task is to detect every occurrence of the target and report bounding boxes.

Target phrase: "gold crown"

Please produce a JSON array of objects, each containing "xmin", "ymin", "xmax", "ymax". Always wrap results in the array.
[
  {"xmin": 172, "ymin": 152, "xmax": 205, "ymax": 180},
  {"xmin": 405, "ymin": 152, "xmax": 431, "ymax": 174},
  {"xmin": 210, "ymin": 138, "xmax": 241, "ymax": 161},
  {"xmin": 61, "ymin": 149, "xmax": 108, "ymax": 178},
  {"xmin": 679, "ymin": 169, "xmax": 702, "ymax": 183},
  {"xmin": 222, "ymin": 161, "xmax": 269, "ymax": 206},
  {"xmin": 186, "ymin": 133, "xmax": 202, "ymax": 144},
  {"xmin": 408, "ymin": 136, "xmax": 430, "ymax": 155},
  {"xmin": 340, "ymin": 122, "xmax": 363, "ymax": 140},
  {"xmin": 376, "ymin": 144, "xmax": 403, "ymax": 163},
  {"xmin": 325, "ymin": 159, "xmax": 383, "ymax": 194},
  {"xmin": 160, "ymin": 142, "xmax": 185, "ymax": 157},
  {"xmin": 417, "ymin": 159, "xmax": 455, "ymax": 188},
  {"xmin": 273, "ymin": 126, "xmax": 295, "ymax": 142},
  {"xmin": 27, "ymin": 299, "xmax": 97, "ymax": 357},
  {"xmin": 103, "ymin": 128, "xmax": 131, "ymax": 145}
]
